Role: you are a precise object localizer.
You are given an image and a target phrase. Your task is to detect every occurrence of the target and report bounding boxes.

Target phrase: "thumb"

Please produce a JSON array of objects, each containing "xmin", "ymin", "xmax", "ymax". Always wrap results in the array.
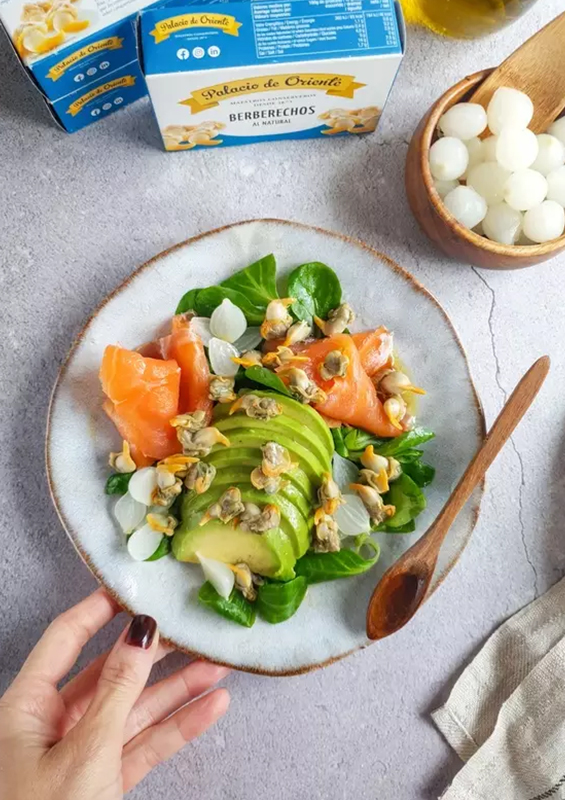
[{"xmin": 76, "ymin": 615, "xmax": 159, "ymax": 744}]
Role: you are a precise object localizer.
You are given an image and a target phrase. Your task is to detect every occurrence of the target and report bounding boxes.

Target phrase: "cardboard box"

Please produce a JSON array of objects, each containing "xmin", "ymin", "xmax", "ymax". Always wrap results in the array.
[
  {"xmin": 0, "ymin": 0, "xmax": 220, "ymax": 130},
  {"xmin": 139, "ymin": 0, "xmax": 405, "ymax": 151}
]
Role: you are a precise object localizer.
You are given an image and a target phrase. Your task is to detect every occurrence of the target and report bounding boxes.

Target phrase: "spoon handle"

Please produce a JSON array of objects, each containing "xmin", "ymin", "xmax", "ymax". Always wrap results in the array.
[{"xmin": 430, "ymin": 356, "xmax": 550, "ymax": 544}]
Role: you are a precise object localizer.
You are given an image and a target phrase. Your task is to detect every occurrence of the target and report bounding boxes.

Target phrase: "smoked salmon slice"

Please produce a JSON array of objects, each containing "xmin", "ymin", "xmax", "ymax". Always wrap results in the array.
[
  {"xmin": 297, "ymin": 334, "xmax": 400, "ymax": 438},
  {"xmin": 352, "ymin": 326, "xmax": 393, "ymax": 377},
  {"xmin": 163, "ymin": 316, "xmax": 212, "ymax": 420},
  {"xmin": 100, "ymin": 345, "xmax": 181, "ymax": 466}
]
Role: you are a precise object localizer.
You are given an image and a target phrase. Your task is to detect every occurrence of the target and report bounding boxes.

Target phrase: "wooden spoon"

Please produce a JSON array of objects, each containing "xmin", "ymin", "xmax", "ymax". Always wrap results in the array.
[
  {"xmin": 366, "ymin": 355, "xmax": 550, "ymax": 641},
  {"xmin": 469, "ymin": 11, "xmax": 565, "ymax": 133}
]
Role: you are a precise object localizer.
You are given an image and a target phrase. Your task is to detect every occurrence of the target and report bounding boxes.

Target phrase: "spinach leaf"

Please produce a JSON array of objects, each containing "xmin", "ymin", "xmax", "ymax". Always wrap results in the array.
[
  {"xmin": 105, "ymin": 472, "xmax": 134, "ymax": 495},
  {"xmin": 343, "ymin": 427, "xmax": 435, "ymax": 460},
  {"xmin": 384, "ymin": 474, "xmax": 427, "ymax": 529},
  {"xmin": 295, "ymin": 544, "xmax": 380, "ymax": 583},
  {"xmin": 331, "ymin": 427, "xmax": 349, "ymax": 458},
  {"xmin": 342, "ymin": 428, "xmax": 377, "ymax": 458},
  {"xmin": 220, "ymin": 254, "xmax": 278, "ymax": 308},
  {"xmin": 372, "ymin": 428, "xmax": 435, "ymax": 457},
  {"xmin": 175, "ymin": 255, "xmax": 278, "ymax": 324},
  {"xmin": 145, "ymin": 536, "xmax": 172, "ymax": 561},
  {"xmin": 175, "ymin": 288, "xmax": 202, "ymax": 315},
  {"xmin": 193, "ymin": 286, "xmax": 265, "ymax": 326},
  {"xmin": 256, "ymin": 577, "xmax": 307, "ymax": 624},
  {"xmin": 244, "ymin": 366, "xmax": 293, "ymax": 397},
  {"xmin": 396, "ymin": 448, "xmax": 425, "ymax": 464},
  {"xmin": 375, "ymin": 519, "xmax": 416, "ymax": 533},
  {"xmin": 401, "ymin": 460, "xmax": 435, "ymax": 488},
  {"xmin": 198, "ymin": 582, "xmax": 256, "ymax": 627},
  {"xmin": 287, "ymin": 262, "xmax": 342, "ymax": 322}
]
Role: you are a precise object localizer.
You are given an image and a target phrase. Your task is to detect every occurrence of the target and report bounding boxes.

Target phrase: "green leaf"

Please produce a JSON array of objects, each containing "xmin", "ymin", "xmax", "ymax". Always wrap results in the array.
[
  {"xmin": 343, "ymin": 427, "xmax": 435, "ymax": 460},
  {"xmin": 396, "ymin": 448, "xmax": 425, "ymax": 464},
  {"xmin": 372, "ymin": 428, "xmax": 435, "ymax": 457},
  {"xmin": 342, "ymin": 428, "xmax": 377, "ymax": 457},
  {"xmin": 375, "ymin": 519, "xmax": 416, "ymax": 533},
  {"xmin": 193, "ymin": 286, "xmax": 265, "ymax": 326},
  {"xmin": 295, "ymin": 544, "xmax": 380, "ymax": 583},
  {"xmin": 198, "ymin": 582, "xmax": 256, "ymax": 628},
  {"xmin": 401, "ymin": 460, "xmax": 435, "ymax": 487},
  {"xmin": 256, "ymin": 577, "xmax": 308, "ymax": 624},
  {"xmin": 384, "ymin": 474, "xmax": 427, "ymax": 529},
  {"xmin": 220, "ymin": 254, "xmax": 278, "ymax": 308},
  {"xmin": 331, "ymin": 427, "xmax": 349, "ymax": 458},
  {"xmin": 287, "ymin": 262, "xmax": 342, "ymax": 322},
  {"xmin": 175, "ymin": 287, "xmax": 202, "ymax": 315},
  {"xmin": 175, "ymin": 255, "xmax": 279, "ymax": 324},
  {"xmin": 244, "ymin": 366, "xmax": 293, "ymax": 397},
  {"xmin": 145, "ymin": 536, "xmax": 172, "ymax": 561},
  {"xmin": 105, "ymin": 472, "xmax": 134, "ymax": 495}
]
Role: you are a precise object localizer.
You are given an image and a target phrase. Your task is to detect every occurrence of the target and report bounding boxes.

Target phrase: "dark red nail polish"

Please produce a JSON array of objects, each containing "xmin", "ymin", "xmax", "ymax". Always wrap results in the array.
[{"xmin": 125, "ymin": 615, "xmax": 157, "ymax": 649}]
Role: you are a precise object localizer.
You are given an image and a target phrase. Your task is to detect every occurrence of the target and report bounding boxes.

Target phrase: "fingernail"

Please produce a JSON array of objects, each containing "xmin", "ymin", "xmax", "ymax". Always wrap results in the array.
[{"xmin": 125, "ymin": 615, "xmax": 157, "ymax": 649}]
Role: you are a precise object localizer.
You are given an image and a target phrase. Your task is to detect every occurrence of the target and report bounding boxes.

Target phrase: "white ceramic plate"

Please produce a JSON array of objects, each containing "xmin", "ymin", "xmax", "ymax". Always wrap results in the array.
[{"xmin": 46, "ymin": 219, "xmax": 485, "ymax": 675}]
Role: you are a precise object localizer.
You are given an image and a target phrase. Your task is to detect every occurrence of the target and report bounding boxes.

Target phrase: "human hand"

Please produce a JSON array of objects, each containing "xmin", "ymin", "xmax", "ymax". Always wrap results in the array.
[{"xmin": 0, "ymin": 588, "xmax": 230, "ymax": 799}]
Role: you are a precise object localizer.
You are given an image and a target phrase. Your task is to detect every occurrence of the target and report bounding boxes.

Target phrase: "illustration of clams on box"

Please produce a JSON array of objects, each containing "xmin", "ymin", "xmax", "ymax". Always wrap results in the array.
[{"xmin": 139, "ymin": 0, "xmax": 405, "ymax": 151}]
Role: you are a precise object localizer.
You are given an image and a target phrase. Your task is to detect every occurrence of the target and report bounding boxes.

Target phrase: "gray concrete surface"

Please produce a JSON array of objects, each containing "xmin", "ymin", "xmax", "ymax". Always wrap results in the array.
[{"xmin": 1, "ymin": 2, "xmax": 564, "ymax": 796}]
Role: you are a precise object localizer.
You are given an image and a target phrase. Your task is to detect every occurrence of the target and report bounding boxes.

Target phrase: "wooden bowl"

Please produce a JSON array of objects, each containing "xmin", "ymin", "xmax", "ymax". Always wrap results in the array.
[{"xmin": 405, "ymin": 69, "xmax": 565, "ymax": 270}]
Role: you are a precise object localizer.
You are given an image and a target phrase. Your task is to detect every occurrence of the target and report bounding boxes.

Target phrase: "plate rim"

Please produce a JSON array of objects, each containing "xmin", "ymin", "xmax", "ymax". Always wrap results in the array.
[{"xmin": 45, "ymin": 218, "xmax": 486, "ymax": 676}]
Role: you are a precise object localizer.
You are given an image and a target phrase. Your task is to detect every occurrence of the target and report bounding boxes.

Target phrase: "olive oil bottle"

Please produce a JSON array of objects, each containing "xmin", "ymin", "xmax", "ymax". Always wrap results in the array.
[{"xmin": 400, "ymin": 0, "xmax": 539, "ymax": 38}]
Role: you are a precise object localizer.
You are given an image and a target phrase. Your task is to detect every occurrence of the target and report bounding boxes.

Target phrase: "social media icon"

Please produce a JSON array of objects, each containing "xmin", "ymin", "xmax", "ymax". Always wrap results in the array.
[
  {"xmin": 192, "ymin": 46, "xmax": 205, "ymax": 58},
  {"xmin": 114, "ymin": 96, "xmax": 123, "ymax": 105},
  {"xmin": 176, "ymin": 48, "xmax": 190, "ymax": 60},
  {"xmin": 74, "ymin": 73, "xmax": 85, "ymax": 82},
  {"xmin": 99, "ymin": 61, "xmax": 110, "ymax": 70},
  {"xmin": 86, "ymin": 67, "xmax": 97, "ymax": 76},
  {"xmin": 208, "ymin": 45, "xmax": 220, "ymax": 57},
  {"xmin": 91, "ymin": 108, "xmax": 101, "ymax": 117},
  {"xmin": 102, "ymin": 102, "xmax": 112, "ymax": 110}
]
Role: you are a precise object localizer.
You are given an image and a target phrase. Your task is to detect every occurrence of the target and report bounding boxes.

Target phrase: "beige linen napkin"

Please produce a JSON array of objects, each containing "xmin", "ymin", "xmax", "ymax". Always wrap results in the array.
[{"xmin": 432, "ymin": 577, "xmax": 565, "ymax": 800}]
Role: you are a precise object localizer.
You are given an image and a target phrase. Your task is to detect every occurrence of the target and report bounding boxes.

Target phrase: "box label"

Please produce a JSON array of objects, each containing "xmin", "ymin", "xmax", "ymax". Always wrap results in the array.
[{"xmin": 52, "ymin": 57, "xmax": 146, "ymax": 131}]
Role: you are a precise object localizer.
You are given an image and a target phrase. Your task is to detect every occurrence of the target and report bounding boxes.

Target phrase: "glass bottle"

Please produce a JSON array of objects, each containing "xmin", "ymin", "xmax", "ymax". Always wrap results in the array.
[{"xmin": 400, "ymin": 0, "xmax": 540, "ymax": 38}]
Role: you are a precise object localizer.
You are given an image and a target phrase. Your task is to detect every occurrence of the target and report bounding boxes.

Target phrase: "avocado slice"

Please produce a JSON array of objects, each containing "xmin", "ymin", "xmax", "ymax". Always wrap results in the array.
[
  {"xmin": 213, "ymin": 415, "xmax": 332, "ymax": 471},
  {"xmin": 191, "ymin": 466, "xmax": 313, "ymax": 522},
  {"xmin": 205, "ymin": 448, "xmax": 317, "ymax": 503},
  {"xmin": 182, "ymin": 485, "xmax": 311, "ymax": 558},
  {"xmin": 214, "ymin": 390, "xmax": 334, "ymax": 457},
  {"xmin": 172, "ymin": 518, "xmax": 296, "ymax": 581},
  {"xmin": 211, "ymin": 427, "xmax": 329, "ymax": 483}
]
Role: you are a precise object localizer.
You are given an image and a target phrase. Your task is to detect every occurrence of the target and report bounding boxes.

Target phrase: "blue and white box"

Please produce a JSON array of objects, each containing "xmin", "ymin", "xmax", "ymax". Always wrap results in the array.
[
  {"xmin": 0, "ymin": 0, "xmax": 213, "ymax": 130},
  {"xmin": 140, "ymin": 0, "xmax": 405, "ymax": 151}
]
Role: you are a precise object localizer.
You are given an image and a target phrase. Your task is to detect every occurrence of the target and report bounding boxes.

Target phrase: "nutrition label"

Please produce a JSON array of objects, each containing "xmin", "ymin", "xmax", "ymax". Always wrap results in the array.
[{"xmin": 251, "ymin": 0, "xmax": 400, "ymax": 59}]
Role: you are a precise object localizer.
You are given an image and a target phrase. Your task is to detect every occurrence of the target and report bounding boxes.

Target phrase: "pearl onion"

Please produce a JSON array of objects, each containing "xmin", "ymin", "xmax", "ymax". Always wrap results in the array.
[
  {"xmin": 433, "ymin": 178, "xmax": 459, "ymax": 199},
  {"xmin": 443, "ymin": 185, "xmax": 487, "ymax": 229},
  {"xmin": 482, "ymin": 135, "xmax": 498, "ymax": 162},
  {"xmin": 522, "ymin": 201, "xmax": 565, "ymax": 243},
  {"xmin": 546, "ymin": 165, "xmax": 565, "ymax": 207},
  {"xmin": 530, "ymin": 134, "xmax": 565, "ymax": 176},
  {"xmin": 496, "ymin": 127, "xmax": 539, "ymax": 172},
  {"xmin": 482, "ymin": 203, "xmax": 522, "ymax": 245},
  {"xmin": 438, "ymin": 103, "xmax": 487, "ymax": 140},
  {"xmin": 548, "ymin": 117, "xmax": 565, "ymax": 147},
  {"xmin": 487, "ymin": 87, "xmax": 533, "ymax": 134},
  {"xmin": 503, "ymin": 169, "xmax": 548, "ymax": 211},
  {"xmin": 467, "ymin": 162, "xmax": 511, "ymax": 206},
  {"xmin": 429, "ymin": 137, "xmax": 469, "ymax": 181},
  {"xmin": 461, "ymin": 137, "xmax": 484, "ymax": 179}
]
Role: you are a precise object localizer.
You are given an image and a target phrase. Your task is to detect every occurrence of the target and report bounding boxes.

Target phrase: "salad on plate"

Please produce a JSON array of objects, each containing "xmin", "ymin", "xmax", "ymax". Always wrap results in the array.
[{"xmin": 100, "ymin": 255, "xmax": 435, "ymax": 627}]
